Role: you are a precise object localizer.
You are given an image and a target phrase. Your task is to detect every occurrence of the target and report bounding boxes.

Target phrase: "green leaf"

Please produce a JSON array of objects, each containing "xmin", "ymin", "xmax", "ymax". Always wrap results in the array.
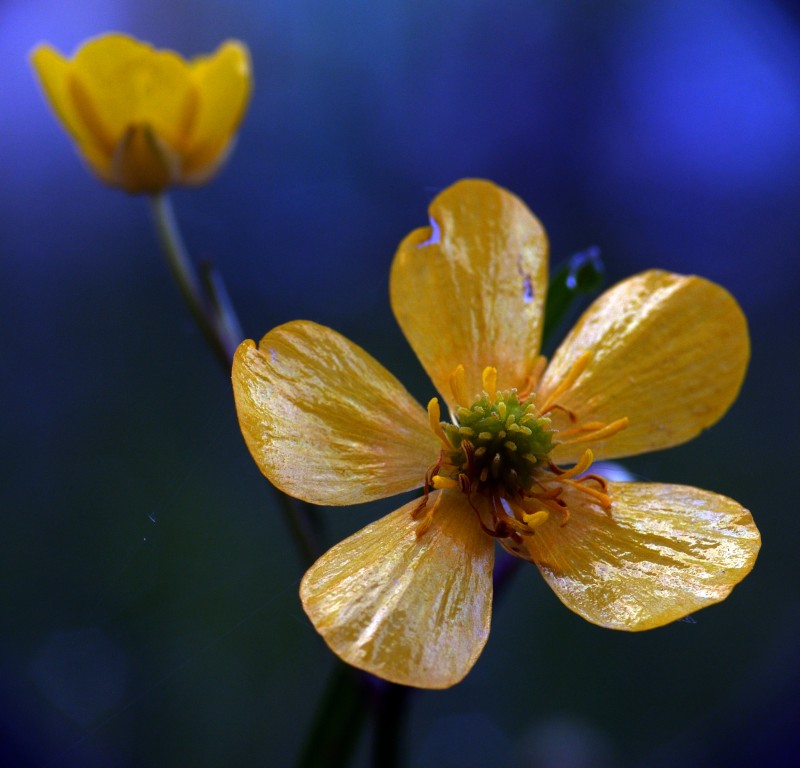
[{"xmin": 543, "ymin": 246, "xmax": 605, "ymax": 342}]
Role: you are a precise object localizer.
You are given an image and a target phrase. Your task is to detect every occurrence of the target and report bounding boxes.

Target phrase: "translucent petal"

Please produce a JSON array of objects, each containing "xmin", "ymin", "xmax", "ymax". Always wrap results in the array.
[
  {"xmin": 184, "ymin": 41, "xmax": 252, "ymax": 180},
  {"xmin": 390, "ymin": 179, "xmax": 548, "ymax": 412},
  {"xmin": 232, "ymin": 321, "xmax": 439, "ymax": 505},
  {"xmin": 509, "ymin": 482, "xmax": 760, "ymax": 630},
  {"xmin": 70, "ymin": 34, "xmax": 197, "ymax": 152},
  {"xmin": 30, "ymin": 45, "xmax": 101, "ymax": 153},
  {"xmin": 541, "ymin": 271, "xmax": 749, "ymax": 464},
  {"xmin": 301, "ymin": 491, "xmax": 494, "ymax": 688}
]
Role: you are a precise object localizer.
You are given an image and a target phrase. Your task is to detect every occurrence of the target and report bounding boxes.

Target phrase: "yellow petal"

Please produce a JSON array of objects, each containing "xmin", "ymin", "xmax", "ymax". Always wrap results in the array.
[
  {"xmin": 183, "ymin": 41, "xmax": 252, "ymax": 182},
  {"xmin": 232, "ymin": 321, "xmax": 439, "ymax": 506},
  {"xmin": 30, "ymin": 44, "xmax": 100, "ymax": 152},
  {"xmin": 541, "ymin": 271, "xmax": 749, "ymax": 464},
  {"xmin": 390, "ymin": 179, "xmax": 548, "ymax": 411},
  {"xmin": 508, "ymin": 482, "xmax": 760, "ymax": 630},
  {"xmin": 69, "ymin": 34, "xmax": 197, "ymax": 154},
  {"xmin": 300, "ymin": 491, "xmax": 494, "ymax": 688}
]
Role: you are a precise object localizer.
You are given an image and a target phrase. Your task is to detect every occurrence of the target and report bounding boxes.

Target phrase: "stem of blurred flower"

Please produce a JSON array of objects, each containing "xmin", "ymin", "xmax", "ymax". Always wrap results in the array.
[
  {"xmin": 148, "ymin": 192, "xmax": 322, "ymax": 565},
  {"xmin": 149, "ymin": 193, "xmax": 241, "ymax": 367}
]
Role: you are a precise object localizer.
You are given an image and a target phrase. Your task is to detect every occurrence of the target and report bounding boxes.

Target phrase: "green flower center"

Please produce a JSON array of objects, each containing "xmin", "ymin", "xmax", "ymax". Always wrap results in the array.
[{"xmin": 441, "ymin": 389, "xmax": 554, "ymax": 497}]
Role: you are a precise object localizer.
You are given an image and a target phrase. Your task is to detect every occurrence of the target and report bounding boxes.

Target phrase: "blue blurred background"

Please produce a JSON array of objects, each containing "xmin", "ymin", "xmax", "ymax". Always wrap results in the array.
[{"xmin": 2, "ymin": 0, "xmax": 800, "ymax": 765}]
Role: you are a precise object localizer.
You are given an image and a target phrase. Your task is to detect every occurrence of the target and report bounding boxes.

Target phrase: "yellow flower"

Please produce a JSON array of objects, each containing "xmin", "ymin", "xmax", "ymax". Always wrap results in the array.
[
  {"xmin": 30, "ymin": 33, "xmax": 252, "ymax": 194},
  {"xmin": 232, "ymin": 179, "xmax": 760, "ymax": 689}
]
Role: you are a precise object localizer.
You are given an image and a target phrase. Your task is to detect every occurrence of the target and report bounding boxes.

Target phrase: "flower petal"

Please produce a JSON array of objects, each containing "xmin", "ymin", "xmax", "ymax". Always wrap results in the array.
[
  {"xmin": 30, "ymin": 45, "xmax": 97, "ymax": 150},
  {"xmin": 390, "ymin": 179, "xmax": 548, "ymax": 411},
  {"xmin": 300, "ymin": 491, "xmax": 494, "ymax": 688},
  {"xmin": 509, "ymin": 482, "xmax": 760, "ymax": 630},
  {"xmin": 541, "ymin": 270, "xmax": 749, "ymax": 464},
  {"xmin": 70, "ymin": 34, "xmax": 197, "ymax": 153},
  {"xmin": 232, "ymin": 321, "xmax": 439, "ymax": 505},
  {"xmin": 183, "ymin": 41, "xmax": 252, "ymax": 182}
]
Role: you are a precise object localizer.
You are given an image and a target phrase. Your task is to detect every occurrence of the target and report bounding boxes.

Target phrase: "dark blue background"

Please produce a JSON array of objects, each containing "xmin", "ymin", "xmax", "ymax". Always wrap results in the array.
[{"xmin": 2, "ymin": 1, "xmax": 799, "ymax": 766}]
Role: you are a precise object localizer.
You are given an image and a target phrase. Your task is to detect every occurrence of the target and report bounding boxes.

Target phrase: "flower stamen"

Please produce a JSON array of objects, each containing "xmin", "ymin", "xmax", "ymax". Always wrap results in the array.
[
  {"xmin": 517, "ymin": 355, "xmax": 547, "ymax": 400},
  {"xmin": 522, "ymin": 509, "xmax": 550, "ymax": 530},
  {"xmin": 449, "ymin": 364, "xmax": 470, "ymax": 407},
  {"xmin": 558, "ymin": 417, "xmax": 629, "ymax": 446},
  {"xmin": 431, "ymin": 475, "xmax": 458, "ymax": 490},
  {"xmin": 427, "ymin": 397, "xmax": 450, "ymax": 449},
  {"xmin": 547, "ymin": 448, "xmax": 594, "ymax": 480},
  {"xmin": 414, "ymin": 490, "xmax": 445, "ymax": 538},
  {"xmin": 419, "ymin": 362, "xmax": 622, "ymax": 542},
  {"xmin": 538, "ymin": 351, "xmax": 592, "ymax": 414},
  {"xmin": 563, "ymin": 478, "xmax": 612, "ymax": 511},
  {"xmin": 482, "ymin": 366, "xmax": 498, "ymax": 400}
]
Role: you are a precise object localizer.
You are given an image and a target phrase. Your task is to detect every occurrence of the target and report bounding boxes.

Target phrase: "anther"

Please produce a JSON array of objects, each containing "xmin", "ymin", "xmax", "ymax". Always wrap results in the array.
[
  {"xmin": 449, "ymin": 364, "xmax": 470, "ymax": 407},
  {"xmin": 482, "ymin": 366, "xmax": 498, "ymax": 400},
  {"xmin": 523, "ymin": 509, "xmax": 549, "ymax": 530},
  {"xmin": 427, "ymin": 398, "xmax": 450, "ymax": 448},
  {"xmin": 431, "ymin": 475, "xmax": 458, "ymax": 490}
]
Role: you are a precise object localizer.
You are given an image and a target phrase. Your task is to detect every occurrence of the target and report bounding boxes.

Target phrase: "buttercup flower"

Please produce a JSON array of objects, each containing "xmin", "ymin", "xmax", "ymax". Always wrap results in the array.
[
  {"xmin": 233, "ymin": 179, "xmax": 760, "ymax": 689},
  {"xmin": 31, "ymin": 33, "xmax": 251, "ymax": 194}
]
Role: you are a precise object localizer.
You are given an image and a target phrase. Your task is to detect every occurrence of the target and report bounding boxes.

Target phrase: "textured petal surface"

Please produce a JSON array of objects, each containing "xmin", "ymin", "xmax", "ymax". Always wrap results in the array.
[
  {"xmin": 301, "ymin": 491, "xmax": 494, "ymax": 688},
  {"xmin": 541, "ymin": 271, "xmax": 749, "ymax": 464},
  {"xmin": 232, "ymin": 321, "xmax": 439, "ymax": 505},
  {"xmin": 511, "ymin": 482, "xmax": 760, "ymax": 630},
  {"xmin": 70, "ymin": 34, "xmax": 197, "ymax": 152},
  {"xmin": 390, "ymin": 179, "xmax": 548, "ymax": 411},
  {"xmin": 184, "ymin": 41, "xmax": 252, "ymax": 181}
]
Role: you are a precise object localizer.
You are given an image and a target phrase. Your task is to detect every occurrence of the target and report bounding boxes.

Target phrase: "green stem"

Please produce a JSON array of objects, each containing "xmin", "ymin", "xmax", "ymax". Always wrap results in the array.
[
  {"xmin": 148, "ymin": 193, "xmax": 241, "ymax": 367},
  {"xmin": 295, "ymin": 664, "xmax": 371, "ymax": 768},
  {"xmin": 147, "ymin": 192, "xmax": 320, "ymax": 568},
  {"xmin": 371, "ymin": 680, "xmax": 410, "ymax": 768}
]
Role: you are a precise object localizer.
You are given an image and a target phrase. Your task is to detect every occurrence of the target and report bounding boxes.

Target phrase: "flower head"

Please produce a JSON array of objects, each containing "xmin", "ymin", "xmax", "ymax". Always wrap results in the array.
[
  {"xmin": 31, "ymin": 33, "xmax": 252, "ymax": 194},
  {"xmin": 232, "ymin": 179, "xmax": 760, "ymax": 689}
]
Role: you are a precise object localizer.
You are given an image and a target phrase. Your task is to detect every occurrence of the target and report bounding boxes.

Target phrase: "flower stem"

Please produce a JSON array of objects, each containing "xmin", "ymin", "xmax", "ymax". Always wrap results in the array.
[
  {"xmin": 371, "ymin": 679, "xmax": 411, "ymax": 768},
  {"xmin": 148, "ymin": 192, "xmax": 241, "ymax": 368},
  {"xmin": 147, "ymin": 192, "xmax": 320, "ymax": 567},
  {"xmin": 295, "ymin": 664, "xmax": 370, "ymax": 768}
]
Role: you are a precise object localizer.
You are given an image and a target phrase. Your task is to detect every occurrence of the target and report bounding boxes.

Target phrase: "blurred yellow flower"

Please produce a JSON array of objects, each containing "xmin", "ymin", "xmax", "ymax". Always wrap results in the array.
[
  {"xmin": 232, "ymin": 179, "xmax": 760, "ymax": 689},
  {"xmin": 31, "ymin": 33, "xmax": 252, "ymax": 194}
]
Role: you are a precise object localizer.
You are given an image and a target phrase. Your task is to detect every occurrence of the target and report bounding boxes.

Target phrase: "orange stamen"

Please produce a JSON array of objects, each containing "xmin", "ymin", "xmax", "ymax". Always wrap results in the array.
[
  {"xmin": 538, "ymin": 351, "xmax": 592, "ymax": 414},
  {"xmin": 414, "ymin": 491, "xmax": 444, "ymax": 538},
  {"xmin": 482, "ymin": 366, "xmax": 498, "ymax": 400},
  {"xmin": 427, "ymin": 397, "xmax": 450, "ymax": 448},
  {"xmin": 542, "ymin": 402, "xmax": 577, "ymax": 421},
  {"xmin": 449, "ymin": 364, "xmax": 470, "ymax": 407},
  {"xmin": 555, "ymin": 420, "xmax": 607, "ymax": 439},
  {"xmin": 559, "ymin": 417, "xmax": 629, "ymax": 446},
  {"xmin": 563, "ymin": 478, "xmax": 612, "ymax": 510},
  {"xmin": 550, "ymin": 449, "xmax": 594, "ymax": 480},
  {"xmin": 517, "ymin": 355, "xmax": 548, "ymax": 399}
]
